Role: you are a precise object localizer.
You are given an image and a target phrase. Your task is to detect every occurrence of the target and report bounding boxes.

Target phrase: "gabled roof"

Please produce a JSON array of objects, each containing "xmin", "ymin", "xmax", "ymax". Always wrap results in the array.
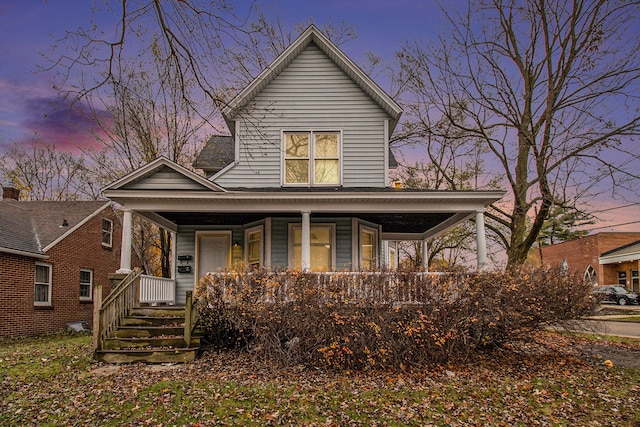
[
  {"xmin": 0, "ymin": 200, "xmax": 109, "ymax": 258},
  {"xmin": 192, "ymin": 135, "xmax": 235, "ymax": 176},
  {"xmin": 600, "ymin": 239, "xmax": 640, "ymax": 257},
  {"xmin": 102, "ymin": 157, "xmax": 226, "ymax": 192},
  {"xmin": 221, "ymin": 25, "xmax": 403, "ymax": 134}
]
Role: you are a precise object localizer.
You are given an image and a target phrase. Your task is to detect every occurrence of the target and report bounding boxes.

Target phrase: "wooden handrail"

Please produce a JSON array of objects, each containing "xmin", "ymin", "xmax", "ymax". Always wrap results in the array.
[
  {"xmin": 93, "ymin": 269, "xmax": 142, "ymax": 352},
  {"xmin": 184, "ymin": 290, "xmax": 200, "ymax": 347}
]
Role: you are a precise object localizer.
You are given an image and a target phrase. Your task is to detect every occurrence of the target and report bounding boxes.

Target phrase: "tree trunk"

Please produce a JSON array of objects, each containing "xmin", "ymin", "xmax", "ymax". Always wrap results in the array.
[{"xmin": 160, "ymin": 229, "xmax": 171, "ymax": 278}]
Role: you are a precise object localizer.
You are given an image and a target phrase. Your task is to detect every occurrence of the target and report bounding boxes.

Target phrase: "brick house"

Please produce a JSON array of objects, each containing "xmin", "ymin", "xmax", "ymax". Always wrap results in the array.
[
  {"xmin": 539, "ymin": 232, "xmax": 640, "ymax": 292},
  {"xmin": 0, "ymin": 187, "xmax": 126, "ymax": 337}
]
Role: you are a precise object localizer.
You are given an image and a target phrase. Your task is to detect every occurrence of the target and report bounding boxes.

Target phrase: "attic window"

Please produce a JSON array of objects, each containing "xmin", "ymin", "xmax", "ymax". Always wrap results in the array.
[
  {"xmin": 102, "ymin": 218, "xmax": 113, "ymax": 248},
  {"xmin": 283, "ymin": 131, "xmax": 340, "ymax": 186}
]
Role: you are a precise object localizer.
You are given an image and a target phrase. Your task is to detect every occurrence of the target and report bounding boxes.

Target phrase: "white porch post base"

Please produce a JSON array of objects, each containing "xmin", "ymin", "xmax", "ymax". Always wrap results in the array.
[
  {"xmin": 117, "ymin": 209, "xmax": 133, "ymax": 273},
  {"xmin": 301, "ymin": 210, "xmax": 311, "ymax": 271},
  {"xmin": 475, "ymin": 210, "xmax": 488, "ymax": 270}
]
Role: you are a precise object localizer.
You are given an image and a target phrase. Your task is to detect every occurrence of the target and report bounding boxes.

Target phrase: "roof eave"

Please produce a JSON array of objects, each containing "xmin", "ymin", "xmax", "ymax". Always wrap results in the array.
[
  {"xmin": 0, "ymin": 247, "xmax": 49, "ymax": 260},
  {"xmin": 42, "ymin": 202, "xmax": 111, "ymax": 252},
  {"xmin": 102, "ymin": 157, "xmax": 227, "ymax": 193},
  {"xmin": 102, "ymin": 189, "xmax": 505, "ymax": 212}
]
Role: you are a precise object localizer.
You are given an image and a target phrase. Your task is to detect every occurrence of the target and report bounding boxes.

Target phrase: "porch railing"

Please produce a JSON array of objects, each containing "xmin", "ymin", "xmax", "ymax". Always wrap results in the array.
[
  {"xmin": 139, "ymin": 275, "xmax": 175, "ymax": 305},
  {"xmin": 93, "ymin": 269, "xmax": 142, "ymax": 351},
  {"xmin": 203, "ymin": 271, "xmax": 450, "ymax": 306}
]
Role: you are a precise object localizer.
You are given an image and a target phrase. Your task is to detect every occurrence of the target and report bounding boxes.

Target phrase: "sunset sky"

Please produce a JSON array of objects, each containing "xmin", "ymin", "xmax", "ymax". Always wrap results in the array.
[{"xmin": 0, "ymin": 0, "xmax": 638, "ymax": 233}]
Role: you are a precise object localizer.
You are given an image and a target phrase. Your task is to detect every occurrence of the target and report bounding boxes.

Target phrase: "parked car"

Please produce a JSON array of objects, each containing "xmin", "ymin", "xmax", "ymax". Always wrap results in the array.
[{"xmin": 592, "ymin": 285, "xmax": 639, "ymax": 305}]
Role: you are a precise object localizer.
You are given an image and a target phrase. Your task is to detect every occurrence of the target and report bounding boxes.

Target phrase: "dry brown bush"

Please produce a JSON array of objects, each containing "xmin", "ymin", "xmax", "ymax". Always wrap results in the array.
[{"xmin": 196, "ymin": 267, "xmax": 594, "ymax": 370}]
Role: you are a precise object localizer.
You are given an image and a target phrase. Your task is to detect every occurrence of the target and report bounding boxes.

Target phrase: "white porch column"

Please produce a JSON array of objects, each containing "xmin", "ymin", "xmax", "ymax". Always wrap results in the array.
[
  {"xmin": 422, "ymin": 239, "xmax": 429, "ymax": 271},
  {"xmin": 117, "ymin": 209, "xmax": 133, "ymax": 273},
  {"xmin": 301, "ymin": 210, "xmax": 311, "ymax": 271},
  {"xmin": 475, "ymin": 209, "xmax": 488, "ymax": 270}
]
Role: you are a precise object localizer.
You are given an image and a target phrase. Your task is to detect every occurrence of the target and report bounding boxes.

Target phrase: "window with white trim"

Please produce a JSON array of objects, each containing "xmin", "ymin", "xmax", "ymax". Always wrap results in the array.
[
  {"xmin": 584, "ymin": 264, "xmax": 597, "ymax": 286},
  {"xmin": 388, "ymin": 245, "xmax": 397, "ymax": 271},
  {"xmin": 34, "ymin": 262, "xmax": 52, "ymax": 306},
  {"xmin": 359, "ymin": 225, "xmax": 379, "ymax": 269},
  {"xmin": 284, "ymin": 131, "xmax": 340, "ymax": 185},
  {"xmin": 245, "ymin": 226, "xmax": 263, "ymax": 268},
  {"xmin": 79, "ymin": 269, "xmax": 93, "ymax": 300},
  {"xmin": 289, "ymin": 224, "xmax": 336, "ymax": 271},
  {"xmin": 101, "ymin": 218, "xmax": 113, "ymax": 248}
]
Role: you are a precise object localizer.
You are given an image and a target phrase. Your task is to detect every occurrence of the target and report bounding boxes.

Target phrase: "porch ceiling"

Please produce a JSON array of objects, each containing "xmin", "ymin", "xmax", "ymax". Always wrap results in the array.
[
  {"xmin": 155, "ymin": 211, "xmax": 455, "ymax": 234},
  {"xmin": 110, "ymin": 188, "xmax": 503, "ymax": 237}
]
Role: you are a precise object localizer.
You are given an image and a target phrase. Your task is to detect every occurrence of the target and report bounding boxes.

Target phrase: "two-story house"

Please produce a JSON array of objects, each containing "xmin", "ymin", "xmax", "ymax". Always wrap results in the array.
[{"xmin": 103, "ymin": 26, "xmax": 504, "ymax": 305}]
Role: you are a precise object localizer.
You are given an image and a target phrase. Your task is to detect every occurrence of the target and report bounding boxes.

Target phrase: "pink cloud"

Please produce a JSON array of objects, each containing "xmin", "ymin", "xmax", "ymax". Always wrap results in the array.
[{"xmin": 19, "ymin": 95, "xmax": 110, "ymax": 152}]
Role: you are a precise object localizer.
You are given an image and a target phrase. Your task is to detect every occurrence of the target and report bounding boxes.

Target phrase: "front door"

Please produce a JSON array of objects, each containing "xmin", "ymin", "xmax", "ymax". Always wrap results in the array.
[{"xmin": 196, "ymin": 232, "xmax": 231, "ymax": 285}]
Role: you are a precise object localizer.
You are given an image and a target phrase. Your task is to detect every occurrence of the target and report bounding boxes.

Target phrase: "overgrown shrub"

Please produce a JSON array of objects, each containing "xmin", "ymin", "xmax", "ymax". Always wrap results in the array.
[{"xmin": 196, "ymin": 267, "xmax": 594, "ymax": 370}]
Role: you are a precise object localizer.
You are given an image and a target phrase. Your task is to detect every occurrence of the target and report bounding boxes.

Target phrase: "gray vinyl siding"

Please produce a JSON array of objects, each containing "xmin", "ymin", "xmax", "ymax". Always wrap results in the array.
[
  {"xmin": 174, "ymin": 224, "xmax": 242, "ymax": 305},
  {"xmin": 335, "ymin": 218, "xmax": 354, "ymax": 270},
  {"xmin": 215, "ymin": 44, "xmax": 390, "ymax": 188},
  {"xmin": 125, "ymin": 167, "xmax": 207, "ymax": 190},
  {"xmin": 270, "ymin": 218, "xmax": 290, "ymax": 267}
]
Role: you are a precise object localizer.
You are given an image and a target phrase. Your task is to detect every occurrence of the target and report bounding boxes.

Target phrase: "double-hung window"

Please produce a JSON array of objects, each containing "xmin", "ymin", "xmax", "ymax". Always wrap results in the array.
[
  {"xmin": 79, "ymin": 269, "xmax": 93, "ymax": 300},
  {"xmin": 102, "ymin": 218, "xmax": 113, "ymax": 248},
  {"xmin": 34, "ymin": 263, "xmax": 52, "ymax": 306},
  {"xmin": 289, "ymin": 224, "xmax": 336, "ymax": 271},
  {"xmin": 284, "ymin": 131, "xmax": 340, "ymax": 186},
  {"xmin": 359, "ymin": 225, "xmax": 379, "ymax": 269},
  {"xmin": 245, "ymin": 226, "xmax": 263, "ymax": 268}
]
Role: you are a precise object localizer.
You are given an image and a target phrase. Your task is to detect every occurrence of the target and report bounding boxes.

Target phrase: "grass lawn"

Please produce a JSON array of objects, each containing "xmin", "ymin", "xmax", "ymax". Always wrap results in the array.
[{"xmin": 1, "ymin": 332, "xmax": 640, "ymax": 426}]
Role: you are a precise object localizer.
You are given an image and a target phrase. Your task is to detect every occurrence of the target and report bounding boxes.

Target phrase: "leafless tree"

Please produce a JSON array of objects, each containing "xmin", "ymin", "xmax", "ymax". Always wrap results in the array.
[
  {"xmin": 395, "ymin": 0, "xmax": 640, "ymax": 267},
  {"xmin": 43, "ymin": 2, "xmax": 357, "ymax": 276},
  {"xmin": 44, "ymin": 1, "xmax": 355, "ymax": 122},
  {"xmin": 0, "ymin": 139, "xmax": 101, "ymax": 201}
]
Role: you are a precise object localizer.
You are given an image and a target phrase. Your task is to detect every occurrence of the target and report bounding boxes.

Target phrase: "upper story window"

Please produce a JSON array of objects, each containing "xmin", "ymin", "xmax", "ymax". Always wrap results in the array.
[
  {"xmin": 102, "ymin": 218, "xmax": 113, "ymax": 248},
  {"xmin": 283, "ymin": 131, "xmax": 340, "ymax": 186},
  {"xmin": 34, "ymin": 262, "xmax": 52, "ymax": 306}
]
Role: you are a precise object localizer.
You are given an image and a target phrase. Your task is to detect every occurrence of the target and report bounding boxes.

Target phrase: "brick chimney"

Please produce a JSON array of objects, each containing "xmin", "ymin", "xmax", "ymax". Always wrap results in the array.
[{"xmin": 2, "ymin": 186, "xmax": 20, "ymax": 201}]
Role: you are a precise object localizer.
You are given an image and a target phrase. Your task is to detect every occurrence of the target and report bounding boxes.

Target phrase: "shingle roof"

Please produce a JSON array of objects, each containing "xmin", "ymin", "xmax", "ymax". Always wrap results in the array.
[
  {"xmin": 192, "ymin": 135, "xmax": 235, "ymax": 175},
  {"xmin": 0, "ymin": 202, "xmax": 41, "ymax": 255},
  {"xmin": 600, "ymin": 239, "xmax": 640, "ymax": 257},
  {"xmin": 0, "ymin": 200, "xmax": 109, "ymax": 257}
]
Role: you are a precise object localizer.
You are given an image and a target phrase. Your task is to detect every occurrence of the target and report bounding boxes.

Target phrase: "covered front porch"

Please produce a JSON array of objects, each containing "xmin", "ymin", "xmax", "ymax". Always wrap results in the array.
[
  {"xmin": 131, "ymin": 209, "xmax": 493, "ymax": 306},
  {"xmin": 104, "ymin": 158, "xmax": 503, "ymax": 305}
]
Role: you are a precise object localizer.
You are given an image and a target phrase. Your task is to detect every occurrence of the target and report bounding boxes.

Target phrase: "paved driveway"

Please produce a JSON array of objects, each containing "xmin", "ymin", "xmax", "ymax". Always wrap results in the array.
[{"xmin": 559, "ymin": 304, "xmax": 640, "ymax": 339}]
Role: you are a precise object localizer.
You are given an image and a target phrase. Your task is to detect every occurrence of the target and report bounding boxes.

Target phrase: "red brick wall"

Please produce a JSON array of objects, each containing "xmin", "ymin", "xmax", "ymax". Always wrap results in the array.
[
  {"xmin": 540, "ymin": 232, "xmax": 640, "ymax": 286},
  {"xmin": 0, "ymin": 253, "xmax": 37, "ymax": 338},
  {"xmin": 0, "ymin": 206, "xmax": 126, "ymax": 338}
]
